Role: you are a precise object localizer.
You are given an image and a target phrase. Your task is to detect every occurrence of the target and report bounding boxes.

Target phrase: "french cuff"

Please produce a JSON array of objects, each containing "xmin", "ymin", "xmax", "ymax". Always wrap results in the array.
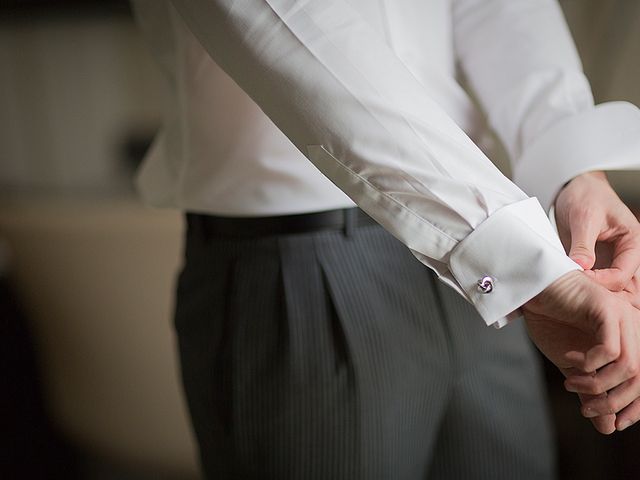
[
  {"xmin": 449, "ymin": 197, "xmax": 581, "ymax": 327},
  {"xmin": 513, "ymin": 101, "xmax": 640, "ymax": 211}
]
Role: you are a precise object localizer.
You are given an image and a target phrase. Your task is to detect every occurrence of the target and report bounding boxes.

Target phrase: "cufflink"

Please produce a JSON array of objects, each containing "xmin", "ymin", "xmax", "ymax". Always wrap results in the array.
[{"xmin": 477, "ymin": 276, "xmax": 494, "ymax": 294}]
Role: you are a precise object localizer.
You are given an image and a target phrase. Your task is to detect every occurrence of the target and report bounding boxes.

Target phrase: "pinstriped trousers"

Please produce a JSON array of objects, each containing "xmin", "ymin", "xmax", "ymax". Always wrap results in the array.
[{"xmin": 174, "ymin": 214, "xmax": 556, "ymax": 480}]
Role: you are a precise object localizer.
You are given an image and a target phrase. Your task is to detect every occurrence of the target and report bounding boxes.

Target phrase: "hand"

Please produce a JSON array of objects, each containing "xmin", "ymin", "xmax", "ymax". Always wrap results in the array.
[
  {"xmin": 523, "ymin": 270, "xmax": 640, "ymax": 434},
  {"xmin": 562, "ymin": 369, "xmax": 617, "ymax": 435},
  {"xmin": 555, "ymin": 170, "xmax": 640, "ymax": 291},
  {"xmin": 554, "ymin": 172, "xmax": 640, "ymax": 431},
  {"xmin": 561, "ymin": 272, "xmax": 640, "ymax": 432}
]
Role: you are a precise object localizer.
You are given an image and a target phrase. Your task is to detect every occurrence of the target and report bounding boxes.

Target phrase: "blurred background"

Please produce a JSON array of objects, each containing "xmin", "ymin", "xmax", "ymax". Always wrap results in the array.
[{"xmin": 0, "ymin": 0, "xmax": 638, "ymax": 479}]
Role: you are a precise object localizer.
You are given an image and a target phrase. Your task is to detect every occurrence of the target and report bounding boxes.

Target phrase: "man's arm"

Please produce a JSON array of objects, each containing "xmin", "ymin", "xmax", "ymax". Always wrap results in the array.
[
  {"xmin": 554, "ymin": 174, "xmax": 640, "ymax": 433},
  {"xmin": 452, "ymin": 0, "xmax": 640, "ymax": 432},
  {"xmin": 167, "ymin": 0, "xmax": 580, "ymax": 327},
  {"xmin": 522, "ymin": 269, "xmax": 640, "ymax": 434}
]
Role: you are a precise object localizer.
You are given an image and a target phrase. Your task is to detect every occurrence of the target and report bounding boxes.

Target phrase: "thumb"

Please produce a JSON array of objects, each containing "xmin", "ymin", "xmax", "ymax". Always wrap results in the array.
[{"xmin": 568, "ymin": 218, "xmax": 600, "ymax": 270}]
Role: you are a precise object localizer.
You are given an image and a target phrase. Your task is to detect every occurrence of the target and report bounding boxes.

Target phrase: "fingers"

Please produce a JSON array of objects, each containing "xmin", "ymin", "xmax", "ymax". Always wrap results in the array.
[
  {"xmin": 566, "ymin": 360, "xmax": 638, "ymax": 397},
  {"xmin": 577, "ymin": 380, "xmax": 640, "ymax": 432},
  {"xmin": 616, "ymin": 398, "xmax": 640, "ymax": 431},
  {"xmin": 579, "ymin": 393, "xmax": 617, "ymax": 435},
  {"xmin": 564, "ymin": 370, "xmax": 596, "ymax": 393},
  {"xmin": 564, "ymin": 316, "xmax": 621, "ymax": 373},
  {"xmin": 567, "ymin": 325, "xmax": 636, "ymax": 398},
  {"xmin": 591, "ymin": 415, "xmax": 617, "ymax": 435},
  {"xmin": 579, "ymin": 376, "xmax": 640, "ymax": 418},
  {"xmin": 590, "ymin": 250, "xmax": 640, "ymax": 293},
  {"xmin": 559, "ymin": 172, "xmax": 640, "ymax": 290},
  {"xmin": 566, "ymin": 304, "xmax": 638, "ymax": 396},
  {"xmin": 589, "ymin": 228, "xmax": 640, "ymax": 292},
  {"xmin": 563, "ymin": 306, "xmax": 640, "ymax": 433},
  {"xmin": 564, "ymin": 348, "xmax": 615, "ymax": 376},
  {"xmin": 568, "ymin": 213, "xmax": 600, "ymax": 270},
  {"xmin": 560, "ymin": 368, "xmax": 617, "ymax": 434}
]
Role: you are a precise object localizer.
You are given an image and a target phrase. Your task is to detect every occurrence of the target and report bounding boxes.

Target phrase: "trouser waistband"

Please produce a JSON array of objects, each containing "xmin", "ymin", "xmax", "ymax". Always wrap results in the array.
[{"xmin": 185, "ymin": 207, "xmax": 377, "ymax": 239}]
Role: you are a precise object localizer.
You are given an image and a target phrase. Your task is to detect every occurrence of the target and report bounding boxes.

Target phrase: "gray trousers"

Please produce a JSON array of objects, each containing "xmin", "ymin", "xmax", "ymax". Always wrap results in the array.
[{"xmin": 174, "ymin": 214, "xmax": 556, "ymax": 480}]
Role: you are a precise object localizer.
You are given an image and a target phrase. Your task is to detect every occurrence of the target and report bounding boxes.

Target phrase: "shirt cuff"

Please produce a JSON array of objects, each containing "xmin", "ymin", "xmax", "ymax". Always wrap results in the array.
[
  {"xmin": 449, "ymin": 197, "xmax": 581, "ymax": 327},
  {"xmin": 513, "ymin": 101, "xmax": 640, "ymax": 210}
]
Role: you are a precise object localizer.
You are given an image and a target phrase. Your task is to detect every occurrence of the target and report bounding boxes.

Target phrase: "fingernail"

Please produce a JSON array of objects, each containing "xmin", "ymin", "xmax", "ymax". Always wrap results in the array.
[
  {"xmin": 583, "ymin": 407, "xmax": 598, "ymax": 418},
  {"xmin": 618, "ymin": 419, "xmax": 633, "ymax": 431},
  {"xmin": 577, "ymin": 261, "xmax": 591, "ymax": 270}
]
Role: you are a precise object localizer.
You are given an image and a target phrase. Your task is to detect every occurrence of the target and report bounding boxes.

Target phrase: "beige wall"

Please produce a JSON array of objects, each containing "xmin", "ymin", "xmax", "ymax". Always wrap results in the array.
[{"xmin": 0, "ymin": 15, "xmax": 162, "ymax": 192}]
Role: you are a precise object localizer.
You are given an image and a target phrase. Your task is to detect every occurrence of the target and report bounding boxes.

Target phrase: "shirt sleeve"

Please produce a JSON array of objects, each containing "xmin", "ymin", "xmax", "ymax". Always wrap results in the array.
[
  {"xmin": 452, "ymin": 0, "xmax": 640, "ymax": 210},
  {"xmin": 169, "ymin": 0, "xmax": 581, "ymax": 327}
]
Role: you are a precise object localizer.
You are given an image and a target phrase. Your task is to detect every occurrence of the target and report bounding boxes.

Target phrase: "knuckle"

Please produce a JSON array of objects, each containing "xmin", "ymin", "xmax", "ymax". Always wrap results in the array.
[
  {"xmin": 609, "ymin": 278, "xmax": 627, "ymax": 292},
  {"xmin": 595, "ymin": 419, "xmax": 615, "ymax": 435},
  {"xmin": 587, "ymin": 381, "xmax": 604, "ymax": 395},
  {"xmin": 571, "ymin": 243, "xmax": 594, "ymax": 258},
  {"xmin": 606, "ymin": 398, "xmax": 621, "ymax": 414},
  {"xmin": 606, "ymin": 343, "xmax": 621, "ymax": 361},
  {"xmin": 573, "ymin": 242, "xmax": 591, "ymax": 252},
  {"xmin": 599, "ymin": 352, "xmax": 616, "ymax": 367}
]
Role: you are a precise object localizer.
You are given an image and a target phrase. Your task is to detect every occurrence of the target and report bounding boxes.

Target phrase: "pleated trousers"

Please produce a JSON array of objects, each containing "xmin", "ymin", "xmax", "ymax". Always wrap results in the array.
[{"xmin": 173, "ymin": 212, "xmax": 556, "ymax": 480}]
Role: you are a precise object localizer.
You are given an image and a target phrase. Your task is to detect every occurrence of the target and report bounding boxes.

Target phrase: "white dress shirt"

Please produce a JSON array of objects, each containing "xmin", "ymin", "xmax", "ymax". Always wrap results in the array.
[{"xmin": 131, "ymin": 0, "xmax": 640, "ymax": 328}]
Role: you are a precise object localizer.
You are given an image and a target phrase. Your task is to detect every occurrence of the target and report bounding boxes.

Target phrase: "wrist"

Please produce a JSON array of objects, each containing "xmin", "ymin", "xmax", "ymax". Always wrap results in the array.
[{"xmin": 523, "ymin": 270, "xmax": 587, "ymax": 316}]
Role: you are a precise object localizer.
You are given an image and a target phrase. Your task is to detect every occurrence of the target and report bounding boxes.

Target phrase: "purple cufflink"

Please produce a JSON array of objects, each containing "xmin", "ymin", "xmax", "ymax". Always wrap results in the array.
[{"xmin": 477, "ymin": 276, "xmax": 494, "ymax": 294}]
